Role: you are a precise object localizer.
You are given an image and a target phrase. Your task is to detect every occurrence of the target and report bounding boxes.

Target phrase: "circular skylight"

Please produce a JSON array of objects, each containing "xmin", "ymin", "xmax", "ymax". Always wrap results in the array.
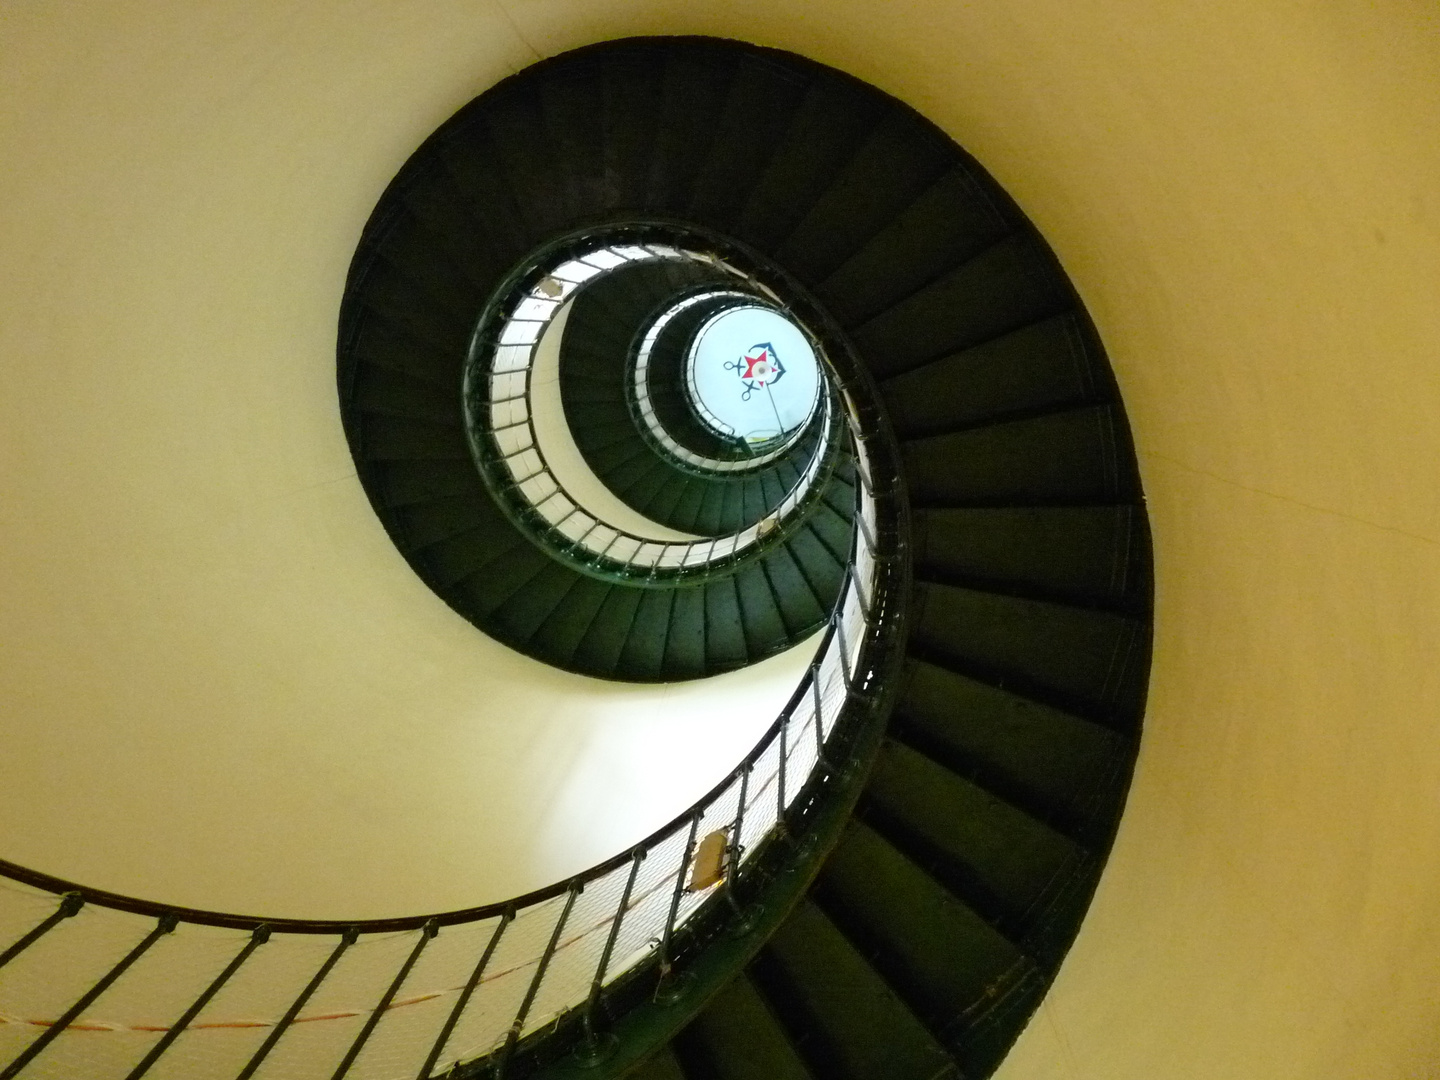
[{"xmin": 686, "ymin": 305, "xmax": 821, "ymax": 443}]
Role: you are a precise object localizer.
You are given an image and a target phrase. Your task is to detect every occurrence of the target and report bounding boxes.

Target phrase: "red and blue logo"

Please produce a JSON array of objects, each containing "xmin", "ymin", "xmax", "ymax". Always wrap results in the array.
[{"xmin": 726, "ymin": 342, "xmax": 785, "ymax": 401}]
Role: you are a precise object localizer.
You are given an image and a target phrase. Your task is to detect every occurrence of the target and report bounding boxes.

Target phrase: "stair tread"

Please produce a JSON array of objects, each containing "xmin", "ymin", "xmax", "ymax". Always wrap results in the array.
[
  {"xmin": 679, "ymin": 970, "xmax": 816, "ymax": 1080},
  {"xmin": 864, "ymin": 739, "xmax": 1085, "ymax": 930},
  {"xmin": 756, "ymin": 900, "xmax": 958, "ymax": 1080}
]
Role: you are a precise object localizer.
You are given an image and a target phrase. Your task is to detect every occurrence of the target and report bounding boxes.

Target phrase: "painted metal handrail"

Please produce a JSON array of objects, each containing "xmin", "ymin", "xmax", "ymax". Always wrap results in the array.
[
  {"xmin": 0, "ymin": 434, "xmax": 885, "ymax": 1080},
  {"xmin": 0, "ymin": 222, "xmax": 903, "ymax": 1080},
  {"xmin": 462, "ymin": 234, "xmax": 845, "ymax": 583}
]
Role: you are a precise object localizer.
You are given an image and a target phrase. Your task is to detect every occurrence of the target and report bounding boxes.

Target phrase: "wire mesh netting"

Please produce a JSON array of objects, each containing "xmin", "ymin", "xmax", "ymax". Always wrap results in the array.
[{"xmin": 0, "ymin": 374, "xmax": 881, "ymax": 1080}]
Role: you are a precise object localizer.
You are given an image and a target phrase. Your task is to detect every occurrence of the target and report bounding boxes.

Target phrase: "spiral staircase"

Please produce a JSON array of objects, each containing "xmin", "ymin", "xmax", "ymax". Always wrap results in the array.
[{"xmin": 0, "ymin": 36, "xmax": 1151, "ymax": 1080}]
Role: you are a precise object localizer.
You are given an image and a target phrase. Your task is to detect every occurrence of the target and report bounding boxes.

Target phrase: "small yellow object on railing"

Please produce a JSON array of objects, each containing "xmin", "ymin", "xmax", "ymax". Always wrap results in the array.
[{"xmin": 687, "ymin": 829, "xmax": 730, "ymax": 892}]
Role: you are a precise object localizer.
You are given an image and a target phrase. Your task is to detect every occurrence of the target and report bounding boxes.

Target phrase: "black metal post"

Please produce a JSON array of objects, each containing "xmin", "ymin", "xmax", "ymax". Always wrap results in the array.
[
  {"xmin": 0, "ymin": 911, "xmax": 177, "ymax": 1080},
  {"xmin": 415, "ymin": 909, "xmax": 512, "ymax": 1080},
  {"xmin": 776, "ymin": 713, "xmax": 789, "ymax": 829},
  {"xmin": 125, "ymin": 924, "xmax": 271, "ymax": 1080},
  {"xmin": 330, "ymin": 919, "xmax": 438, "ymax": 1080},
  {"xmin": 811, "ymin": 662, "xmax": 827, "ymax": 762},
  {"xmin": 0, "ymin": 892, "xmax": 82, "ymax": 975},
  {"xmin": 725, "ymin": 768, "xmax": 749, "ymax": 916},
  {"xmin": 575, "ymin": 850, "xmax": 646, "ymax": 1063},
  {"xmin": 835, "ymin": 611, "xmax": 854, "ymax": 689},
  {"xmin": 653, "ymin": 813, "xmax": 701, "ymax": 1003},
  {"xmin": 234, "ymin": 927, "xmax": 358, "ymax": 1080},
  {"xmin": 494, "ymin": 885, "xmax": 581, "ymax": 1077}
]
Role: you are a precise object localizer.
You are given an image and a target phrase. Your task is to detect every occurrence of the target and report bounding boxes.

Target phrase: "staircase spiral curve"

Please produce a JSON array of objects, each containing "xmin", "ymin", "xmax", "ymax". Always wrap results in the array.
[{"xmin": 0, "ymin": 35, "xmax": 1151, "ymax": 1080}]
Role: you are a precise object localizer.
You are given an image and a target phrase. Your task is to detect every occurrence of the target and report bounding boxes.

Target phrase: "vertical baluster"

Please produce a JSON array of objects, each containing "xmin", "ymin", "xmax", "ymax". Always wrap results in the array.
[
  {"xmin": 415, "ymin": 910, "xmax": 512, "ymax": 1080},
  {"xmin": 125, "ymin": 924, "xmax": 271, "ymax": 1080},
  {"xmin": 0, "ymin": 892, "xmax": 82, "ymax": 975},
  {"xmin": 811, "ymin": 662, "xmax": 827, "ymax": 763},
  {"xmin": 835, "ymin": 610, "xmax": 853, "ymax": 689},
  {"xmin": 725, "ymin": 768, "xmax": 750, "ymax": 916},
  {"xmin": 777, "ymin": 712, "xmax": 789, "ymax": 827},
  {"xmin": 0, "ymin": 912, "xmax": 178, "ymax": 1080},
  {"xmin": 577, "ymin": 851, "xmax": 645, "ymax": 1061},
  {"xmin": 493, "ymin": 885, "xmax": 581, "ymax": 1077},
  {"xmin": 331, "ymin": 919, "xmax": 438, "ymax": 1080},
  {"xmin": 234, "ymin": 927, "xmax": 358, "ymax": 1080},
  {"xmin": 654, "ymin": 813, "xmax": 702, "ymax": 1003}
]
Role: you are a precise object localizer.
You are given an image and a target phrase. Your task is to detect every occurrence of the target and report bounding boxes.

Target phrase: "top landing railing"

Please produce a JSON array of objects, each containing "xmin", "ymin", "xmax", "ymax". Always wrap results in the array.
[{"xmin": 464, "ymin": 238, "xmax": 842, "ymax": 580}]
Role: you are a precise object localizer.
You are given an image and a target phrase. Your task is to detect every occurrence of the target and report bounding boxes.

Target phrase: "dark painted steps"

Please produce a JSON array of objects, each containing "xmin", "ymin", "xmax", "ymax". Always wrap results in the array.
[
  {"xmin": 559, "ymin": 258, "xmax": 832, "ymax": 536},
  {"xmin": 334, "ymin": 37, "xmax": 1152, "ymax": 1080}
]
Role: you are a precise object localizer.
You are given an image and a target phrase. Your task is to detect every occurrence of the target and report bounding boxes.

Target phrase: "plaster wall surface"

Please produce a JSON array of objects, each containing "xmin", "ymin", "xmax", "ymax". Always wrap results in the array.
[
  {"xmin": 0, "ymin": 0, "xmax": 813, "ymax": 921},
  {"xmin": 2, "ymin": 1, "xmax": 1439, "ymax": 1076}
]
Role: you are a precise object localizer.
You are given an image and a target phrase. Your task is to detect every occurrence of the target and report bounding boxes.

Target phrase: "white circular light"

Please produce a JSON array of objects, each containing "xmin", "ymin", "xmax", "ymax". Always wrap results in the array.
[{"xmin": 687, "ymin": 305, "xmax": 820, "ymax": 443}]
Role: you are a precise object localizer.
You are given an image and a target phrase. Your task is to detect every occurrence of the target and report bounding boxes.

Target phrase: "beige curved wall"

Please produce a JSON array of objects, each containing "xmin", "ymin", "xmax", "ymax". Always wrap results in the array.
[
  {"xmin": 3, "ymin": 1, "xmax": 1439, "ymax": 1076},
  {"xmin": 0, "ymin": 1, "xmax": 817, "ymax": 922}
]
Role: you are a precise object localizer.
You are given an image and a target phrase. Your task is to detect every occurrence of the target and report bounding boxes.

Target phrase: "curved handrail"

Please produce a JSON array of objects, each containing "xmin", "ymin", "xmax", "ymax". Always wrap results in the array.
[
  {"xmin": 462, "ymin": 233, "xmax": 844, "ymax": 581},
  {"xmin": 0, "ymin": 429, "xmax": 887, "ymax": 1080},
  {"xmin": 0, "ymin": 219, "xmax": 905, "ymax": 1080}
]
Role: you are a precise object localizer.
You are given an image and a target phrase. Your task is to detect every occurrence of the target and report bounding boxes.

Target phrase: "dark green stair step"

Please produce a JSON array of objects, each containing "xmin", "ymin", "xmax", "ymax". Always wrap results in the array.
[
  {"xmin": 704, "ymin": 578, "xmax": 749, "ymax": 669},
  {"xmin": 804, "ymin": 503, "xmax": 855, "ymax": 566},
  {"xmin": 629, "ymin": 1046, "xmax": 688, "ymax": 1080},
  {"xmin": 367, "ymin": 213, "xmax": 486, "ymax": 320},
  {"xmin": 618, "ymin": 589, "xmax": 679, "ymax": 680},
  {"xmin": 776, "ymin": 109, "xmax": 955, "ymax": 287},
  {"xmin": 449, "ymin": 541, "xmax": 552, "ymax": 620},
  {"xmin": 353, "ymin": 365, "xmax": 461, "ymax": 427},
  {"xmin": 433, "ymin": 119, "xmax": 536, "ymax": 259},
  {"xmin": 901, "ymin": 405, "xmax": 1134, "ymax": 507},
  {"xmin": 733, "ymin": 75, "xmax": 889, "ymax": 255},
  {"xmin": 894, "ymin": 659, "xmax": 1131, "ymax": 843},
  {"xmin": 852, "ymin": 234, "xmax": 1068, "ymax": 380},
  {"xmin": 881, "ymin": 314, "xmax": 1103, "ymax": 439},
  {"xmin": 659, "ymin": 476, "xmax": 712, "ymax": 535},
  {"xmin": 570, "ymin": 586, "xmax": 646, "ymax": 676},
  {"xmin": 526, "ymin": 575, "xmax": 615, "ymax": 670},
  {"xmin": 635, "ymin": 472, "xmax": 697, "ymax": 528},
  {"xmin": 753, "ymin": 900, "xmax": 958, "ymax": 1080},
  {"xmin": 352, "ymin": 262, "xmax": 473, "ymax": 355},
  {"xmin": 862, "ymin": 740, "xmax": 1084, "ymax": 932},
  {"xmin": 599, "ymin": 49, "xmax": 665, "ymax": 214},
  {"xmin": 487, "ymin": 559, "xmax": 581, "ymax": 643},
  {"xmin": 646, "ymin": 46, "xmax": 741, "ymax": 215},
  {"xmin": 360, "ymin": 416, "xmax": 470, "ymax": 462},
  {"xmin": 536, "ymin": 64, "xmax": 608, "ymax": 225},
  {"xmin": 914, "ymin": 505, "xmax": 1148, "ymax": 610},
  {"xmin": 911, "ymin": 581, "xmax": 1150, "ymax": 719},
  {"xmin": 817, "ymin": 168, "xmax": 1010, "ymax": 328},
  {"xmin": 761, "ymin": 548, "xmax": 827, "ymax": 637},
  {"xmin": 784, "ymin": 526, "xmax": 846, "ymax": 602},
  {"xmin": 393, "ymin": 494, "xmax": 496, "ymax": 552},
  {"xmin": 733, "ymin": 563, "xmax": 790, "ymax": 657},
  {"xmin": 372, "ymin": 459, "xmax": 483, "ymax": 511},
  {"xmin": 688, "ymin": 54, "xmax": 811, "ymax": 230},
  {"xmin": 346, "ymin": 317, "xmax": 458, "ymax": 391},
  {"xmin": 663, "ymin": 586, "xmax": 708, "ymax": 679},
  {"xmin": 482, "ymin": 85, "xmax": 571, "ymax": 238},
  {"xmin": 394, "ymin": 170, "xmax": 516, "ymax": 293},
  {"xmin": 414, "ymin": 525, "xmax": 512, "ymax": 589},
  {"xmin": 815, "ymin": 818, "xmax": 1038, "ymax": 1041},
  {"xmin": 676, "ymin": 970, "xmax": 815, "ymax": 1080}
]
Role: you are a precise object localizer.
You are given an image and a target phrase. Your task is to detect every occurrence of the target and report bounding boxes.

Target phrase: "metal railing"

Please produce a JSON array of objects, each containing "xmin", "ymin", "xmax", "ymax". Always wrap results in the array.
[
  {"xmin": 0, "ymin": 416, "xmax": 887, "ymax": 1080},
  {"xmin": 463, "ymin": 240, "xmax": 842, "ymax": 580},
  {"xmin": 0, "ymin": 220, "xmax": 909, "ymax": 1080}
]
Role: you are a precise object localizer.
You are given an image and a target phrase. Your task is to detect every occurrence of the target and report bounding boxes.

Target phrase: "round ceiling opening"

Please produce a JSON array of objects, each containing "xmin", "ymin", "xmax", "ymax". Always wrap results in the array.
[{"xmin": 685, "ymin": 304, "xmax": 820, "ymax": 443}]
